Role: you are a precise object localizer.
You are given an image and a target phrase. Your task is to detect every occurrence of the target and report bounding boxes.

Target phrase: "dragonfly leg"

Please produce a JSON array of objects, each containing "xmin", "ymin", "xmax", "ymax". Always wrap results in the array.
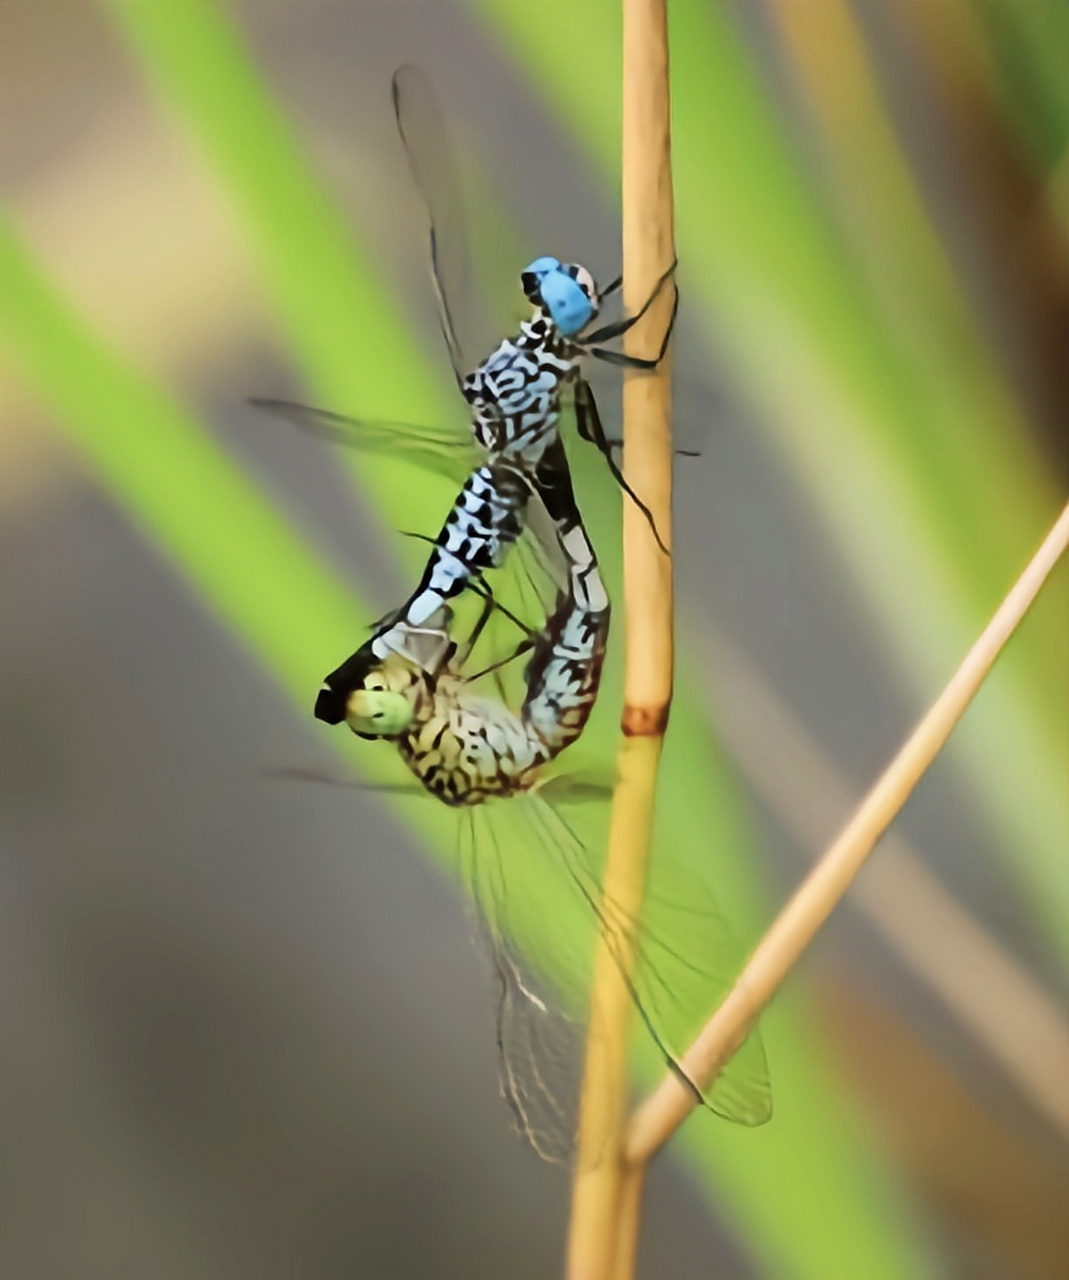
[
  {"xmin": 581, "ymin": 257, "xmax": 677, "ymax": 345},
  {"xmin": 586, "ymin": 277, "xmax": 679, "ymax": 368},
  {"xmin": 597, "ymin": 273, "xmax": 623, "ymax": 301},
  {"xmin": 464, "ymin": 634, "xmax": 538, "ymax": 685},
  {"xmin": 574, "ymin": 379, "xmax": 670, "ymax": 555},
  {"xmin": 395, "ymin": 529, "xmax": 533, "ymax": 641},
  {"xmin": 463, "ymin": 577, "xmax": 540, "ymax": 683},
  {"xmin": 458, "ymin": 586, "xmax": 499, "ymax": 665},
  {"xmin": 466, "ymin": 578, "xmax": 537, "ymax": 643},
  {"xmin": 600, "ymin": 436, "xmax": 698, "ymax": 458},
  {"xmin": 589, "ymin": 349, "xmax": 659, "ymax": 370}
]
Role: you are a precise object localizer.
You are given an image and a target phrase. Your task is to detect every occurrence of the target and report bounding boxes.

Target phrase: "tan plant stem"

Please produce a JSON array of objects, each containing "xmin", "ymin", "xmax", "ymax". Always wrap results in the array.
[
  {"xmin": 705, "ymin": 628, "xmax": 1069, "ymax": 1139},
  {"xmin": 567, "ymin": 739, "xmax": 663, "ymax": 1280},
  {"xmin": 565, "ymin": 0, "xmax": 675, "ymax": 1276},
  {"xmin": 627, "ymin": 499, "xmax": 1069, "ymax": 1165},
  {"xmin": 612, "ymin": 1164, "xmax": 647, "ymax": 1280}
]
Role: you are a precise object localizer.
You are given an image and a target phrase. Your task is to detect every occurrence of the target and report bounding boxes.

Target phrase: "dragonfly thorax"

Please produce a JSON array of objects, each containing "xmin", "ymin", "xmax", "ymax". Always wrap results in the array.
[
  {"xmin": 463, "ymin": 319, "xmax": 579, "ymax": 462},
  {"xmin": 397, "ymin": 678, "xmax": 546, "ymax": 806}
]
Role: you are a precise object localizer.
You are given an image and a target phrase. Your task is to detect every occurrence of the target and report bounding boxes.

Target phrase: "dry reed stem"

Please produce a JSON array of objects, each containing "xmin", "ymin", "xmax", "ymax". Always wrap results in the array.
[
  {"xmin": 565, "ymin": 0, "xmax": 675, "ymax": 1276},
  {"xmin": 627, "ymin": 500, "xmax": 1069, "ymax": 1164},
  {"xmin": 612, "ymin": 1164, "xmax": 647, "ymax": 1280},
  {"xmin": 567, "ymin": 737, "xmax": 663, "ymax": 1280},
  {"xmin": 706, "ymin": 629, "xmax": 1069, "ymax": 1138}
]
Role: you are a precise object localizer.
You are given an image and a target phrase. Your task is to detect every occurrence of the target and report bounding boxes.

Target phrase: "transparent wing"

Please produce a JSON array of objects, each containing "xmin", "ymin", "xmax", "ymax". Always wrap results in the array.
[
  {"xmin": 392, "ymin": 64, "xmax": 512, "ymax": 382},
  {"xmin": 250, "ymin": 396, "xmax": 568, "ymax": 606},
  {"xmin": 453, "ymin": 486, "xmax": 573, "ymax": 708},
  {"xmin": 265, "ymin": 762, "xmax": 435, "ymax": 793},
  {"xmin": 461, "ymin": 791, "xmax": 772, "ymax": 1162},
  {"xmin": 250, "ymin": 397, "xmax": 480, "ymax": 486},
  {"xmin": 486, "ymin": 925, "xmax": 586, "ymax": 1164},
  {"xmin": 455, "ymin": 808, "xmax": 583, "ymax": 1162},
  {"xmin": 528, "ymin": 795, "xmax": 772, "ymax": 1129}
]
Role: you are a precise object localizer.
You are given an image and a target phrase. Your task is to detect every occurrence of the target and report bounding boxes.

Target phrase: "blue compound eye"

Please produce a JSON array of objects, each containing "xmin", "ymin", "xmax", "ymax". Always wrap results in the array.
[
  {"xmin": 523, "ymin": 256, "xmax": 562, "ymax": 278},
  {"xmin": 520, "ymin": 256, "xmax": 562, "ymax": 303},
  {"xmin": 539, "ymin": 271, "xmax": 595, "ymax": 335}
]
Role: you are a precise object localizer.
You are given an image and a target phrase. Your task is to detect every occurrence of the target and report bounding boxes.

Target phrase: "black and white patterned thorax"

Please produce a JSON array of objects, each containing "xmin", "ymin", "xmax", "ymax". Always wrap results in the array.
[{"xmin": 463, "ymin": 314, "xmax": 580, "ymax": 464}]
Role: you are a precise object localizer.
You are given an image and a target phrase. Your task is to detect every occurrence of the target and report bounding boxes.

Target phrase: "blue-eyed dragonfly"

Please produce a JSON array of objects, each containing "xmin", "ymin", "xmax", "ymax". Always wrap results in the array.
[{"xmin": 260, "ymin": 65, "xmax": 769, "ymax": 1157}]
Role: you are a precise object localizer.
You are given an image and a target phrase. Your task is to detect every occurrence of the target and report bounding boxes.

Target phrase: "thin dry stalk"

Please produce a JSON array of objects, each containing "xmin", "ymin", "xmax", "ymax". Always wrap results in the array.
[
  {"xmin": 567, "ymin": 738, "xmax": 663, "ymax": 1279},
  {"xmin": 706, "ymin": 629, "xmax": 1069, "ymax": 1138},
  {"xmin": 627, "ymin": 500, "xmax": 1069, "ymax": 1164},
  {"xmin": 565, "ymin": 0, "xmax": 675, "ymax": 1276},
  {"xmin": 612, "ymin": 1163, "xmax": 647, "ymax": 1280}
]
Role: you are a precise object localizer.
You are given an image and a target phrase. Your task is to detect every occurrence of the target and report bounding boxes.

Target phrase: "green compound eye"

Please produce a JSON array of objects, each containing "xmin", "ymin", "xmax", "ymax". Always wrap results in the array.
[{"xmin": 346, "ymin": 688, "xmax": 414, "ymax": 737}]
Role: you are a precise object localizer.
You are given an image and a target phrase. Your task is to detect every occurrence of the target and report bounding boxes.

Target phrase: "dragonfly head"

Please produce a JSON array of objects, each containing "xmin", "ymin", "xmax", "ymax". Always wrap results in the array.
[
  {"xmin": 346, "ymin": 686, "xmax": 415, "ymax": 739},
  {"xmin": 521, "ymin": 257, "xmax": 599, "ymax": 336}
]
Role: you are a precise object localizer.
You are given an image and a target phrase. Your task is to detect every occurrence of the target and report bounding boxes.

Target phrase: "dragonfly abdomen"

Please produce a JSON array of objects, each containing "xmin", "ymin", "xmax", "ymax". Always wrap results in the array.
[
  {"xmin": 522, "ymin": 591, "xmax": 610, "ymax": 755},
  {"xmin": 371, "ymin": 462, "xmax": 531, "ymax": 660}
]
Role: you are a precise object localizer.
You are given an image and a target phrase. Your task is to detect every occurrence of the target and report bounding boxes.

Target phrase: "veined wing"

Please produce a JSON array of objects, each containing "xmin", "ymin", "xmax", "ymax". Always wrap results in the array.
[
  {"xmin": 250, "ymin": 397, "xmax": 480, "ymax": 486},
  {"xmin": 445, "ymin": 487, "xmax": 572, "ymax": 715},
  {"xmin": 461, "ymin": 790, "xmax": 772, "ymax": 1162},
  {"xmin": 392, "ymin": 64, "xmax": 517, "ymax": 385},
  {"xmin": 390, "ymin": 69, "xmax": 714, "ymax": 490},
  {"xmin": 250, "ymin": 395, "xmax": 569, "ymax": 594}
]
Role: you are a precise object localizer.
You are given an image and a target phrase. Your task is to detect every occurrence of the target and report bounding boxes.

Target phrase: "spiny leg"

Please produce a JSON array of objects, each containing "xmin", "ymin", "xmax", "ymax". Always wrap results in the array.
[
  {"xmin": 601, "ymin": 435, "xmax": 701, "ymax": 459},
  {"xmin": 586, "ymin": 278, "xmax": 679, "ymax": 368},
  {"xmin": 581, "ymin": 258, "xmax": 677, "ymax": 345},
  {"xmin": 457, "ymin": 586, "xmax": 500, "ymax": 666},
  {"xmin": 397, "ymin": 530, "xmax": 534, "ymax": 642},
  {"xmin": 573, "ymin": 378, "xmax": 671, "ymax": 556},
  {"xmin": 458, "ymin": 577, "xmax": 541, "ymax": 683},
  {"xmin": 597, "ymin": 274, "xmax": 622, "ymax": 301},
  {"xmin": 469, "ymin": 582, "xmax": 538, "ymax": 653},
  {"xmin": 465, "ymin": 633, "xmax": 539, "ymax": 684}
]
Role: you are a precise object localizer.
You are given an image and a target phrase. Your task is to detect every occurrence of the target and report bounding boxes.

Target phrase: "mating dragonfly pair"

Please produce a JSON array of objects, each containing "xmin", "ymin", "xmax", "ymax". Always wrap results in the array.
[{"xmin": 259, "ymin": 66, "xmax": 769, "ymax": 1158}]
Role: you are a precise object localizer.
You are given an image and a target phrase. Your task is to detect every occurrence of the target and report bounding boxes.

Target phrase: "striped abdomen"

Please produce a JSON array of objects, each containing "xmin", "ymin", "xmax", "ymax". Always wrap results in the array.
[
  {"xmin": 376, "ymin": 461, "xmax": 531, "ymax": 646},
  {"xmin": 315, "ymin": 462, "xmax": 531, "ymax": 725}
]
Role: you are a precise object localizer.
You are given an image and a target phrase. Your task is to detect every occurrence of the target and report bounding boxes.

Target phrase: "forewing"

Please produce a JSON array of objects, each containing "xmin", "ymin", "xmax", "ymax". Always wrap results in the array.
[
  {"xmin": 461, "ymin": 791, "xmax": 770, "ymax": 1165},
  {"xmin": 538, "ymin": 795, "xmax": 772, "ymax": 1127},
  {"xmin": 250, "ymin": 397, "xmax": 479, "ymax": 486},
  {"xmin": 392, "ymin": 65, "xmax": 506, "ymax": 381}
]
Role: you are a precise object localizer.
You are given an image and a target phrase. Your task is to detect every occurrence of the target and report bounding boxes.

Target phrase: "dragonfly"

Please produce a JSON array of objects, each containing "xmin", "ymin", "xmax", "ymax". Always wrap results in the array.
[
  {"xmin": 259, "ymin": 66, "xmax": 770, "ymax": 1156},
  {"xmin": 258, "ymin": 441, "xmax": 772, "ymax": 1155},
  {"xmin": 281, "ymin": 481, "xmax": 770, "ymax": 1159},
  {"xmin": 390, "ymin": 64, "xmax": 679, "ymax": 549},
  {"xmin": 253, "ymin": 64, "xmax": 677, "ymax": 723},
  {"xmin": 255, "ymin": 62, "xmax": 679, "ymax": 672}
]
